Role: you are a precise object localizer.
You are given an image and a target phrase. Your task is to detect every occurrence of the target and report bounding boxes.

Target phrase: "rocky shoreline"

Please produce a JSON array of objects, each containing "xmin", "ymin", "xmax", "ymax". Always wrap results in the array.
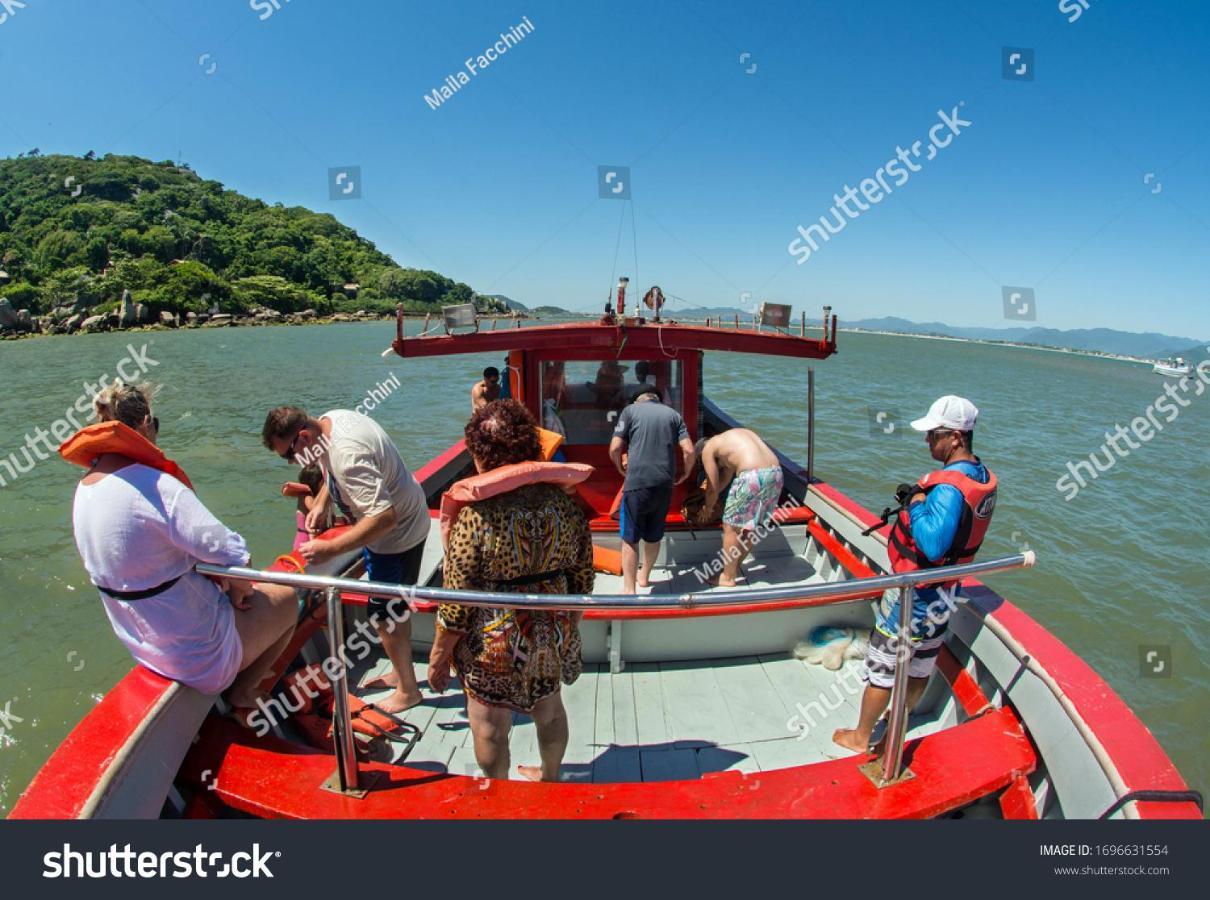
[{"xmin": 0, "ymin": 289, "xmax": 529, "ymax": 340}]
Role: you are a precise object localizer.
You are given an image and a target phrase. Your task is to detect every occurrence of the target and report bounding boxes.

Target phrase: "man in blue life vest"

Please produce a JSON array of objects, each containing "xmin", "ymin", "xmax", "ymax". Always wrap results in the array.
[{"xmin": 833, "ymin": 395, "xmax": 997, "ymax": 754}]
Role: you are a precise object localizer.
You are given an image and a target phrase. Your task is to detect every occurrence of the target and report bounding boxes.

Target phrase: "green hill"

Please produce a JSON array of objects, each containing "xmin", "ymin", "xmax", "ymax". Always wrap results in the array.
[{"xmin": 0, "ymin": 151, "xmax": 484, "ymax": 325}]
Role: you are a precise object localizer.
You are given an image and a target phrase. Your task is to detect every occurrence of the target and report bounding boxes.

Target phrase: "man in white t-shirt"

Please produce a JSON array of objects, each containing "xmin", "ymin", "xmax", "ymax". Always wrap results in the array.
[{"xmin": 263, "ymin": 406, "xmax": 429, "ymax": 713}]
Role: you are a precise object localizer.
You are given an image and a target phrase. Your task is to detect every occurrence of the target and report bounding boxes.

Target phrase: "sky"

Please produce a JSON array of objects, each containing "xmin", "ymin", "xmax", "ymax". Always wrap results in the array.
[{"xmin": 1, "ymin": 0, "xmax": 1207, "ymax": 338}]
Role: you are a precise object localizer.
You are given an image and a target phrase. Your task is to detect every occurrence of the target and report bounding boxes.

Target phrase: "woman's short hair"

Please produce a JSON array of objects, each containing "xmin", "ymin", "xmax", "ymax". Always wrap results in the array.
[
  {"xmin": 465, "ymin": 399, "xmax": 541, "ymax": 472},
  {"xmin": 94, "ymin": 381, "xmax": 155, "ymax": 429}
]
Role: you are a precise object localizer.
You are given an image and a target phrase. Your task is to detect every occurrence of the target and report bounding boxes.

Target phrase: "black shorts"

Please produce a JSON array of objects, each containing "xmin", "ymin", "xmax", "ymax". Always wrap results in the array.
[
  {"xmin": 362, "ymin": 536, "xmax": 425, "ymax": 618},
  {"xmin": 619, "ymin": 484, "xmax": 672, "ymax": 544}
]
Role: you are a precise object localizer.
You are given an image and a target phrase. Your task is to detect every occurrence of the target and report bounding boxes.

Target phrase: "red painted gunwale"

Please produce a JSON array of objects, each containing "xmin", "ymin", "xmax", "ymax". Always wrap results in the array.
[{"xmin": 176, "ymin": 706, "xmax": 1034, "ymax": 820}]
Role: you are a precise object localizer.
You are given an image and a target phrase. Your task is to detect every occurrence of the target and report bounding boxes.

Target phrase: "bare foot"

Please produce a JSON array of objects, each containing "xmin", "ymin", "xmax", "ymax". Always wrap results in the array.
[
  {"xmin": 832, "ymin": 727, "xmax": 871, "ymax": 754},
  {"xmin": 637, "ymin": 578, "xmax": 650, "ymax": 589},
  {"xmin": 359, "ymin": 669, "xmax": 399, "ymax": 691},
  {"xmin": 717, "ymin": 576, "xmax": 738, "ymax": 588},
  {"xmin": 373, "ymin": 688, "xmax": 423, "ymax": 714},
  {"xmin": 517, "ymin": 764, "xmax": 555, "ymax": 782}
]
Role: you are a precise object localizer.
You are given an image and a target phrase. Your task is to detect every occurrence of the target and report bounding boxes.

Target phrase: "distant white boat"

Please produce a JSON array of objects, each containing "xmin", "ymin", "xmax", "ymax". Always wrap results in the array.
[{"xmin": 1153, "ymin": 357, "xmax": 1193, "ymax": 377}]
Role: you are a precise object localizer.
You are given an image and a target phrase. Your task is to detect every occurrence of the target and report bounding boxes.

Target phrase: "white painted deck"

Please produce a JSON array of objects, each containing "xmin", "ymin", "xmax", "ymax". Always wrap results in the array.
[
  {"xmin": 321, "ymin": 515, "xmax": 952, "ymax": 783},
  {"xmin": 340, "ymin": 654, "xmax": 949, "ymax": 783}
]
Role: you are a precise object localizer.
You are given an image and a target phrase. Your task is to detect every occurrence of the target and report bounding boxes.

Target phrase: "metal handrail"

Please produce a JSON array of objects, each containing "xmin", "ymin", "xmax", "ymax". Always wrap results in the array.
[
  {"xmin": 206, "ymin": 550, "xmax": 1035, "ymax": 793},
  {"xmin": 197, "ymin": 551, "xmax": 1036, "ymax": 611}
]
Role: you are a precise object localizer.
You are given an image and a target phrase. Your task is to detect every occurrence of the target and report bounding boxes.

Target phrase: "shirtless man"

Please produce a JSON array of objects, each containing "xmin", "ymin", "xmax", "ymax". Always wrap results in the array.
[
  {"xmin": 471, "ymin": 367, "xmax": 501, "ymax": 412},
  {"xmin": 699, "ymin": 428, "xmax": 784, "ymax": 587}
]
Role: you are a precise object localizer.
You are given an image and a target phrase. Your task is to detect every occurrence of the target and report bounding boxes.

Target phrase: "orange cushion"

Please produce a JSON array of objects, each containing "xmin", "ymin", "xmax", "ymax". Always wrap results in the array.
[{"xmin": 592, "ymin": 544, "xmax": 623, "ymax": 575}]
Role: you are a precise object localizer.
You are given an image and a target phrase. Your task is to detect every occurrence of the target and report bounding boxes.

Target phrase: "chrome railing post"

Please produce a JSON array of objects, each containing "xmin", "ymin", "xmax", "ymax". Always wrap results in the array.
[
  {"xmin": 880, "ymin": 585, "xmax": 913, "ymax": 783},
  {"xmin": 806, "ymin": 367, "xmax": 815, "ymax": 484},
  {"xmin": 325, "ymin": 586, "xmax": 360, "ymax": 793}
]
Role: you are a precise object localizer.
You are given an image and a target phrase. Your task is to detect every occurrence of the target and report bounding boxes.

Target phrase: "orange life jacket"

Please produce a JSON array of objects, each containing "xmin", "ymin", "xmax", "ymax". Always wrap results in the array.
[
  {"xmin": 887, "ymin": 463, "xmax": 997, "ymax": 581},
  {"xmin": 58, "ymin": 421, "xmax": 194, "ymax": 490},
  {"xmin": 536, "ymin": 426, "xmax": 564, "ymax": 461},
  {"xmin": 439, "ymin": 460, "xmax": 593, "ymax": 550}
]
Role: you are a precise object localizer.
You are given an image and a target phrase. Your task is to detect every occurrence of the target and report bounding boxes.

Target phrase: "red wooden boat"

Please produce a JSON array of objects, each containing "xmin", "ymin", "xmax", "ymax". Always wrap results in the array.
[{"xmin": 11, "ymin": 296, "xmax": 1202, "ymax": 820}]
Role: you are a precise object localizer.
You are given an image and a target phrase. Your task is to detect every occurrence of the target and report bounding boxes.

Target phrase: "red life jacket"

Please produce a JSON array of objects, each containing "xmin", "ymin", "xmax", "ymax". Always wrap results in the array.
[{"xmin": 887, "ymin": 462, "xmax": 997, "ymax": 581}]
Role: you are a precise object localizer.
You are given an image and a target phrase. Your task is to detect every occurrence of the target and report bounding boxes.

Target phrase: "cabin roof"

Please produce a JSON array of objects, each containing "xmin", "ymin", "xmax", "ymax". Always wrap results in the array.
[{"xmin": 391, "ymin": 317, "xmax": 838, "ymax": 360}]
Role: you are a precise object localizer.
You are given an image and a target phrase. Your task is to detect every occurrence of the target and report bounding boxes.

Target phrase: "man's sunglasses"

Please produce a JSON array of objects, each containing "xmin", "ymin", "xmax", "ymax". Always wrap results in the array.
[
  {"xmin": 280, "ymin": 429, "xmax": 303, "ymax": 461},
  {"xmin": 926, "ymin": 428, "xmax": 953, "ymax": 442}
]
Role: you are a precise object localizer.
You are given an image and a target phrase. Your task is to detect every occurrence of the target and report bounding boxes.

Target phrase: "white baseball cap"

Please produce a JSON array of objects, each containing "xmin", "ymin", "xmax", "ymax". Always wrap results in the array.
[{"xmin": 911, "ymin": 395, "xmax": 979, "ymax": 432}]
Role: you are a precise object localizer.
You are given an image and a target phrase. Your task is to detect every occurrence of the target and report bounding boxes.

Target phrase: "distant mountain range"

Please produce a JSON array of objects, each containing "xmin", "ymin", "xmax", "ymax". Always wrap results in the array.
[
  {"xmin": 622, "ymin": 307, "xmax": 1203, "ymax": 361},
  {"xmin": 842, "ymin": 316, "xmax": 1207, "ymax": 360}
]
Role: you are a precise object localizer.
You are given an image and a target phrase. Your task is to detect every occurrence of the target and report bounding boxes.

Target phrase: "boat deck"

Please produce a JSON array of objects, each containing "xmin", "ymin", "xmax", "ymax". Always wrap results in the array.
[
  {"xmin": 319, "ymin": 515, "xmax": 943, "ymax": 782},
  {"xmin": 344, "ymin": 654, "xmax": 950, "ymax": 783}
]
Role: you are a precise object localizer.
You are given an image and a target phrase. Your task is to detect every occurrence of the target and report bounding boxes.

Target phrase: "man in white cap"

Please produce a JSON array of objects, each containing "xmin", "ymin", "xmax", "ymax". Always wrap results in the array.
[{"xmin": 834, "ymin": 395, "xmax": 997, "ymax": 754}]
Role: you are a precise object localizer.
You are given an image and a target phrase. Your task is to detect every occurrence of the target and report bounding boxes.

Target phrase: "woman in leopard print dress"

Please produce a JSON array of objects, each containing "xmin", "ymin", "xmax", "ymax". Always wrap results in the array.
[{"xmin": 428, "ymin": 400, "xmax": 594, "ymax": 782}]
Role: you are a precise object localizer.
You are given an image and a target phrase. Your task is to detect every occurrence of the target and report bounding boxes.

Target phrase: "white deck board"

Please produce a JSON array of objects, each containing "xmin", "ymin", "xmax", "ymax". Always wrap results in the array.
[
  {"xmin": 757, "ymin": 654, "xmax": 865, "ymax": 757},
  {"xmin": 659, "ymin": 660, "xmax": 740, "ymax": 747},
  {"xmin": 712, "ymin": 655, "xmax": 795, "ymax": 742},
  {"xmin": 338, "ymin": 646, "xmax": 947, "ymax": 783},
  {"xmin": 609, "ymin": 666, "xmax": 639, "ymax": 745},
  {"xmin": 558, "ymin": 664, "xmax": 600, "ymax": 782},
  {"xmin": 630, "ymin": 662, "xmax": 671, "ymax": 746},
  {"xmin": 748, "ymin": 734, "xmax": 832, "ymax": 771}
]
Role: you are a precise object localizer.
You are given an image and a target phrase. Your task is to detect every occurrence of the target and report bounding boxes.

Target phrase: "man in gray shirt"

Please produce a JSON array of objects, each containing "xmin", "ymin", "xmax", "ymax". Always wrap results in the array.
[{"xmin": 609, "ymin": 386, "xmax": 695, "ymax": 592}]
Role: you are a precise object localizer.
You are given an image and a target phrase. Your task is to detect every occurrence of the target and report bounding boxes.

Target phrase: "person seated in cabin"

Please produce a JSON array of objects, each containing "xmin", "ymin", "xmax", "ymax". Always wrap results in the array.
[
  {"xmin": 471, "ymin": 366, "xmax": 501, "ymax": 413},
  {"xmin": 697, "ymin": 428, "xmax": 784, "ymax": 587},
  {"xmin": 262, "ymin": 404, "xmax": 430, "ymax": 715},
  {"xmin": 833, "ymin": 396, "xmax": 997, "ymax": 755},
  {"xmin": 590, "ymin": 360, "xmax": 628, "ymax": 411},
  {"xmin": 609, "ymin": 385, "xmax": 696, "ymax": 592},
  {"xmin": 65, "ymin": 382, "xmax": 299, "ymax": 719},
  {"xmin": 625, "ymin": 360, "xmax": 655, "ymax": 396},
  {"xmin": 541, "ymin": 361, "xmax": 568, "ymax": 440},
  {"xmin": 428, "ymin": 400, "xmax": 594, "ymax": 782}
]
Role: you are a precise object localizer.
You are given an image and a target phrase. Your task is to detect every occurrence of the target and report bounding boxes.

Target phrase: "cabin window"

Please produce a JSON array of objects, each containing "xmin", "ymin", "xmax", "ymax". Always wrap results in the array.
[{"xmin": 540, "ymin": 359, "xmax": 684, "ymax": 445}]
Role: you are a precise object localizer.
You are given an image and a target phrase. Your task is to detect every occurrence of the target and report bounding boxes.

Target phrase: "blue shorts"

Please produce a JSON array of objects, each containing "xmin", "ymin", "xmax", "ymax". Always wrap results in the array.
[
  {"xmin": 619, "ymin": 484, "xmax": 672, "ymax": 544},
  {"xmin": 362, "ymin": 538, "xmax": 425, "ymax": 617}
]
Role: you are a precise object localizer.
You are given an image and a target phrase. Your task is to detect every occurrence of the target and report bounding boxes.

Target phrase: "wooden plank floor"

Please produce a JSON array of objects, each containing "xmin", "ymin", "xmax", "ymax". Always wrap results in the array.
[{"xmin": 339, "ymin": 651, "xmax": 946, "ymax": 783}]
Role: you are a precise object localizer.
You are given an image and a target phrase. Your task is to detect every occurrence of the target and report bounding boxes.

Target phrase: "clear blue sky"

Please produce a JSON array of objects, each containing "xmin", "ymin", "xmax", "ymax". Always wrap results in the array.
[{"xmin": 2, "ymin": 0, "xmax": 1207, "ymax": 337}]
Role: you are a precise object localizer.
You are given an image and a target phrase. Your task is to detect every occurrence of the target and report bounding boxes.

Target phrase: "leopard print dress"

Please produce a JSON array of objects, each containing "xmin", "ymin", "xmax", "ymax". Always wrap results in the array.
[{"xmin": 438, "ymin": 482, "xmax": 594, "ymax": 712}]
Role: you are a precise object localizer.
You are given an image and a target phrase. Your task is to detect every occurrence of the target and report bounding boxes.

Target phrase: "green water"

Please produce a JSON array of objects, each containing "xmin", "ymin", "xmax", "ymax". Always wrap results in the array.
[{"xmin": 1, "ymin": 322, "xmax": 1207, "ymax": 815}]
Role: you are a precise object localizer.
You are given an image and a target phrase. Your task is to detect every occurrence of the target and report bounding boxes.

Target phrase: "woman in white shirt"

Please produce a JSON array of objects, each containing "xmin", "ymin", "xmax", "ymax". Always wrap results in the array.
[{"xmin": 69, "ymin": 382, "xmax": 297, "ymax": 709}]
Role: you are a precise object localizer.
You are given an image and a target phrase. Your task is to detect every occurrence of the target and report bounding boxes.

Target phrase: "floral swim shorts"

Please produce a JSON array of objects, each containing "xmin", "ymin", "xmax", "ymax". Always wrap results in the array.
[{"xmin": 722, "ymin": 465, "xmax": 784, "ymax": 530}]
